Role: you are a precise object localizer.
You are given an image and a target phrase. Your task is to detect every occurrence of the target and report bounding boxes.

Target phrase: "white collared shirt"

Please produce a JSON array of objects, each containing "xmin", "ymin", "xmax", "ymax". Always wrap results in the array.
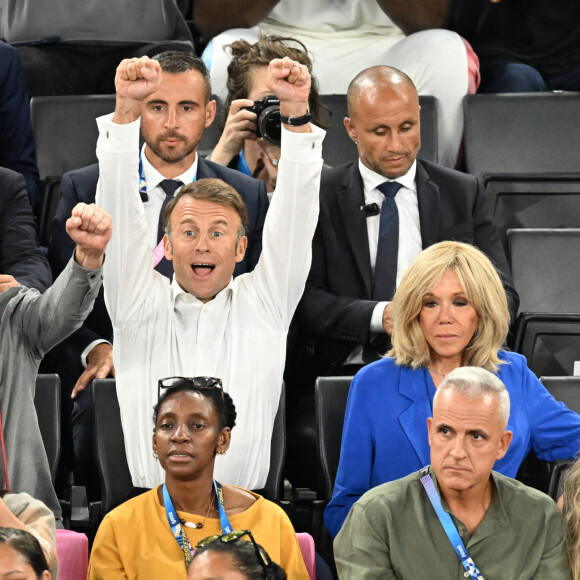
[
  {"xmin": 96, "ymin": 114, "xmax": 324, "ymax": 490},
  {"xmin": 140, "ymin": 147, "xmax": 198, "ymax": 250}
]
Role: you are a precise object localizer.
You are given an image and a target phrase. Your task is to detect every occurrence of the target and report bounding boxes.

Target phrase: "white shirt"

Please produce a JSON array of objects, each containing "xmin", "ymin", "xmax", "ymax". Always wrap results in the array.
[{"xmin": 96, "ymin": 113, "xmax": 324, "ymax": 490}]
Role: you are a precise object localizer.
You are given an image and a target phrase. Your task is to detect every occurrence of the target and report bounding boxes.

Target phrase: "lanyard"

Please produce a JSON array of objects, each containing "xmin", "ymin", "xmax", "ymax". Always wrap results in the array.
[
  {"xmin": 139, "ymin": 154, "xmax": 197, "ymax": 266},
  {"xmin": 236, "ymin": 149, "xmax": 252, "ymax": 176},
  {"xmin": 420, "ymin": 468, "xmax": 485, "ymax": 580},
  {"xmin": 163, "ymin": 480, "xmax": 232, "ymax": 564}
]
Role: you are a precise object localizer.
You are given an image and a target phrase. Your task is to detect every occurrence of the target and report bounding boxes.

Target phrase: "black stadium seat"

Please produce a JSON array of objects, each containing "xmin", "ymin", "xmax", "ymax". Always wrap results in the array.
[
  {"xmin": 464, "ymin": 92, "xmax": 580, "ymax": 177},
  {"xmin": 314, "ymin": 376, "xmax": 353, "ymax": 502}
]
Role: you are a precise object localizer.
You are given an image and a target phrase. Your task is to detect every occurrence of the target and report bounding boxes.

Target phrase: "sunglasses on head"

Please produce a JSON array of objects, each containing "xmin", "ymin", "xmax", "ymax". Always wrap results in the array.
[
  {"xmin": 195, "ymin": 530, "xmax": 272, "ymax": 576},
  {"xmin": 157, "ymin": 376, "xmax": 224, "ymax": 401}
]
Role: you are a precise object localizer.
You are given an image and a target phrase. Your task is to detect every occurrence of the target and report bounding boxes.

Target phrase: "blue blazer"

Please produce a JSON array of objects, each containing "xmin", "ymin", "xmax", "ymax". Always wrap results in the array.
[{"xmin": 324, "ymin": 350, "xmax": 580, "ymax": 537}]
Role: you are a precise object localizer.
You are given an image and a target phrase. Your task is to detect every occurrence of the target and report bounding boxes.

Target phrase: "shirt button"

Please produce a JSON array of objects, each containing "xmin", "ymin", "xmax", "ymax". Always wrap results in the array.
[
  {"xmin": 464, "ymin": 573, "xmax": 469, "ymax": 578},
  {"xmin": 459, "ymin": 531, "xmax": 463, "ymax": 537},
  {"xmin": 203, "ymin": 308, "xmax": 208, "ymax": 314},
  {"xmin": 201, "ymin": 342, "xmax": 206, "ymax": 348}
]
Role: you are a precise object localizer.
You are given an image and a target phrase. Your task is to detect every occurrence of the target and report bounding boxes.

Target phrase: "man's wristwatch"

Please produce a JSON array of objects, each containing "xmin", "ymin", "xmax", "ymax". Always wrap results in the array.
[{"xmin": 279, "ymin": 110, "xmax": 312, "ymax": 126}]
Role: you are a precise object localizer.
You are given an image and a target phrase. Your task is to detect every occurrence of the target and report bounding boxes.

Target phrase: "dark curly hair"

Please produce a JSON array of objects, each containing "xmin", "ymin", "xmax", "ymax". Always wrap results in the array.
[
  {"xmin": 192, "ymin": 537, "xmax": 287, "ymax": 579},
  {"xmin": 152, "ymin": 383, "xmax": 236, "ymax": 431},
  {"xmin": 223, "ymin": 35, "xmax": 328, "ymax": 130}
]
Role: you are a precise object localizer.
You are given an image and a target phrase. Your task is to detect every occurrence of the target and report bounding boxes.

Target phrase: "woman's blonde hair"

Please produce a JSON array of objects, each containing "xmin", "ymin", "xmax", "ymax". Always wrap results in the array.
[
  {"xmin": 564, "ymin": 457, "xmax": 580, "ymax": 580},
  {"xmin": 388, "ymin": 241, "xmax": 509, "ymax": 372}
]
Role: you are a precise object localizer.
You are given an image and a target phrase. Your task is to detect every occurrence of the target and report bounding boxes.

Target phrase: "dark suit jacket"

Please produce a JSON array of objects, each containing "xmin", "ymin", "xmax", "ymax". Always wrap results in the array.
[
  {"xmin": 0, "ymin": 42, "xmax": 40, "ymax": 208},
  {"xmin": 0, "ymin": 167, "xmax": 51, "ymax": 291},
  {"xmin": 47, "ymin": 158, "xmax": 269, "ymax": 361},
  {"xmin": 296, "ymin": 159, "xmax": 519, "ymax": 371}
]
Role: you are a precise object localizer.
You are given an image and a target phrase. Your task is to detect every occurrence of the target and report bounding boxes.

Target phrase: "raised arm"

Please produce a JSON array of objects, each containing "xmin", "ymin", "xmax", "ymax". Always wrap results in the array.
[
  {"xmin": 96, "ymin": 56, "xmax": 166, "ymax": 325},
  {"xmin": 3, "ymin": 203, "xmax": 111, "ymax": 357},
  {"xmin": 248, "ymin": 58, "xmax": 324, "ymax": 329}
]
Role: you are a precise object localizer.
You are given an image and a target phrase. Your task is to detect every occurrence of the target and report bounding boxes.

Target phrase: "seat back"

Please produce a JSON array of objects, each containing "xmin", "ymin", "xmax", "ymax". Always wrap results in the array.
[
  {"xmin": 314, "ymin": 376, "xmax": 353, "ymax": 501},
  {"xmin": 91, "ymin": 379, "xmax": 133, "ymax": 515},
  {"xmin": 507, "ymin": 228, "xmax": 580, "ymax": 315},
  {"xmin": 55, "ymin": 529, "xmax": 89, "ymax": 580},
  {"xmin": 484, "ymin": 174, "xmax": 580, "ymax": 254},
  {"xmin": 31, "ymin": 95, "xmax": 116, "ymax": 181},
  {"xmin": 34, "ymin": 374, "xmax": 61, "ymax": 484},
  {"xmin": 540, "ymin": 376, "xmax": 580, "ymax": 413},
  {"xmin": 296, "ymin": 532, "xmax": 316, "ymax": 580},
  {"xmin": 92, "ymin": 378, "xmax": 286, "ymax": 514},
  {"xmin": 264, "ymin": 384, "xmax": 286, "ymax": 502},
  {"xmin": 464, "ymin": 93, "xmax": 580, "ymax": 176},
  {"xmin": 318, "ymin": 94, "xmax": 438, "ymax": 167},
  {"xmin": 514, "ymin": 314, "xmax": 580, "ymax": 377}
]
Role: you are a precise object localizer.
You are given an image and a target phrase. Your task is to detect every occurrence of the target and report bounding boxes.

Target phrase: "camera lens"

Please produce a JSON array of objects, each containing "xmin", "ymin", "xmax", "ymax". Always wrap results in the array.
[{"xmin": 258, "ymin": 106, "xmax": 281, "ymax": 146}]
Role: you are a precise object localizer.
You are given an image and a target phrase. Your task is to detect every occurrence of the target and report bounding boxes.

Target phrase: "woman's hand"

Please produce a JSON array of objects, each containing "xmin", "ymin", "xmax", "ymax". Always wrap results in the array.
[
  {"xmin": 253, "ymin": 139, "xmax": 281, "ymax": 192},
  {"xmin": 210, "ymin": 99, "xmax": 258, "ymax": 166}
]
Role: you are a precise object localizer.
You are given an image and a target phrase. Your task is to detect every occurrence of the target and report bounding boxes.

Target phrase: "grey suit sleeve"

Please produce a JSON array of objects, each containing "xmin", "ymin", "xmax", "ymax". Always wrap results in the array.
[{"xmin": 13, "ymin": 256, "xmax": 103, "ymax": 358}]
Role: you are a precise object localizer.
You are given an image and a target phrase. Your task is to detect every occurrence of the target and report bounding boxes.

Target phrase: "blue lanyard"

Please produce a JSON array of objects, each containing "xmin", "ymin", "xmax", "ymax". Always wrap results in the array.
[
  {"xmin": 163, "ymin": 480, "xmax": 233, "ymax": 563},
  {"xmin": 236, "ymin": 149, "xmax": 252, "ymax": 176},
  {"xmin": 138, "ymin": 154, "xmax": 197, "ymax": 202},
  {"xmin": 420, "ymin": 468, "xmax": 485, "ymax": 580}
]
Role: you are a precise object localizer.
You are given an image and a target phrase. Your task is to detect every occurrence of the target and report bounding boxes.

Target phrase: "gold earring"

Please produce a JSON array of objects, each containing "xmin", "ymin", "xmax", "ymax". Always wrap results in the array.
[{"xmin": 153, "ymin": 451, "xmax": 158, "ymax": 461}]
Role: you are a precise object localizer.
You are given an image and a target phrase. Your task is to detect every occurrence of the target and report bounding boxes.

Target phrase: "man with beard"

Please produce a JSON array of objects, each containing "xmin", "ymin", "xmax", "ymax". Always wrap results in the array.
[{"xmin": 46, "ymin": 51, "xmax": 268, "ymax": 498}]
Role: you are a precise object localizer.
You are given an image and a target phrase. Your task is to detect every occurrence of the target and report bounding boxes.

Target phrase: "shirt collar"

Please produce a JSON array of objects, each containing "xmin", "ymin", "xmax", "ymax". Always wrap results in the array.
[
  {"xmin": 141, "ymin": 144, "xmax": 199, "ymax": 193},
  {"xmin": 170, "ymin": 275, "xmax": 235, "ymax": 305},
  {"xmin": 358, "ymin": 158, "xmax": 417, "ymax": 195}
]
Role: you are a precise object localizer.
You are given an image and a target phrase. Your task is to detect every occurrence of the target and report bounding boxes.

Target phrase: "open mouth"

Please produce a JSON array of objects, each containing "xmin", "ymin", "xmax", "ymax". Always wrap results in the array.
[{"xmin": 192, "ymin": 263, "xmax": 215, "ymax": 277}]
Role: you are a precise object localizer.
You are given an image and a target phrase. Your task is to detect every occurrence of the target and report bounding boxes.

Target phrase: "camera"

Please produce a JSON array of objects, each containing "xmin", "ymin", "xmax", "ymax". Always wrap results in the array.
[{"xmin": 242, "ymin": 95, "xmax": 281, "ymax": 147}]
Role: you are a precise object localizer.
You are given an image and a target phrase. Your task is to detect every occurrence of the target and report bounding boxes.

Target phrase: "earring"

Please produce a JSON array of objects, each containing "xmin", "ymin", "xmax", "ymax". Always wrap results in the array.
[
  {"xmin": 216, "ymin": 450, "xmax": 226, "ymax": 456},
  {"xmin": 153, "ymin": 451, "xmax": 158, "ymax": 461}
]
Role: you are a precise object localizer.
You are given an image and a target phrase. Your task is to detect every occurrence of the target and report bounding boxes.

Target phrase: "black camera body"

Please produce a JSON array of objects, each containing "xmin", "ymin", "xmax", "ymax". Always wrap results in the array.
[{"xmin": 242, "ymin": 94, "xmax": 281, "ymax": 147}]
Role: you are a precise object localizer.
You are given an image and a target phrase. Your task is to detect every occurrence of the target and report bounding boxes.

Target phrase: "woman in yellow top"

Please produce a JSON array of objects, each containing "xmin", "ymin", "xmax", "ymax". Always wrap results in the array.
[{"xmin": 88, "ymin": 377, "xmax": 309, "ymax": 579}]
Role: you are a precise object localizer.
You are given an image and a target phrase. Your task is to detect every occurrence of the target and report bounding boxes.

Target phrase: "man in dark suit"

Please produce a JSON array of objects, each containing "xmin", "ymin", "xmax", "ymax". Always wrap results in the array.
[
  {"xmin": 46, "ymin": 51, "xmax": 268, "ymax": 497},
  {"xmin": 0, "ymin": 43, "xmax": 41, "ymax": 208},
  {"xmin": 0, "ymin": 167, "xmax": 50, "ymax": 291},
  {"xmin": 285, "ymin": 65, "xmax": 518, "ymax": 492}
]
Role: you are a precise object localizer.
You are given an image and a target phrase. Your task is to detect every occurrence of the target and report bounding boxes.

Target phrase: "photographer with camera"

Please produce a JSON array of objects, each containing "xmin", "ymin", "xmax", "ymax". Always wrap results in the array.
[{"xmin": 209, "ymin": 35, "xmax": 324, "ymax": 195}]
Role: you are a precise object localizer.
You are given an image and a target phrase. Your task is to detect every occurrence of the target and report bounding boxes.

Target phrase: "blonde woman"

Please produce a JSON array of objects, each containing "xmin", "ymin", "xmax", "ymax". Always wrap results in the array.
[
  {"xmin": 325, "ymin": 240, "xmax": 580, "ymax": 537},
  {"xmin": 563, "ymin": 458, "xmax": 580, "ymax": 579}
]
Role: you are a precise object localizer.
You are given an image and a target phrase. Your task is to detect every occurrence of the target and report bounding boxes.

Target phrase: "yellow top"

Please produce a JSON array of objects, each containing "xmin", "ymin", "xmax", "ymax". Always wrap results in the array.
[{"xmin": 88, "ymin": 486, "xmax": 309, "ymax": 579}]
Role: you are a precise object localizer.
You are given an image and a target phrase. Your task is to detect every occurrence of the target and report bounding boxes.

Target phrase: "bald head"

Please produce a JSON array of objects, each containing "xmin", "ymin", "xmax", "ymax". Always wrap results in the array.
[
  {"xmin": 344, "ymin": 66, "xmax": 421, "ymax": 179},
  {"xmin": 347, "ymin": 66, "xmax": 418, "ymax": 120}
]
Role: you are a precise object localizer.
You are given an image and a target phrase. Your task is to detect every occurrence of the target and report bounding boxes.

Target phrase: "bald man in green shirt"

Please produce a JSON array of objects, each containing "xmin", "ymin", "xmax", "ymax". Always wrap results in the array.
[{"xmin": 334, "ymin": 366, "xmax": 571, "ymax": 580}]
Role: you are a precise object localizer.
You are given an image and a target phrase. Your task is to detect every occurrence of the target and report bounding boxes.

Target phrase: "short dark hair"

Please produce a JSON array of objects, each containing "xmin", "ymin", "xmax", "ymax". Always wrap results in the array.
[
  {"xmin": 153, "ymin": 50, "xmax": 212, "ymax": 102},
  {"xmin": 224, "ymin": 35, "xmax": 327, "ymax": 128},
  {"xmin": 0, "ymin": 528, "xmax": 49, "ymax": 578},
  {"xmin": 192, "ymin": 538, "xmax": 287, "ymax": 580},
  {"xmin": 153, "ymin": 383, "xmax": 237, "ymax": 431},
  {"xmin": 163, "ymin": 178, "xmax": 249, "ymax": 244}
]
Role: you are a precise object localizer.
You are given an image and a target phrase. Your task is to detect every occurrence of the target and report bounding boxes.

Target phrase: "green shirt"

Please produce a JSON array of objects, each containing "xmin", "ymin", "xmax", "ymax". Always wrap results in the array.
[{"xmin": 334, "ymin": 468, "xmax": 571, "ymax": 580}]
